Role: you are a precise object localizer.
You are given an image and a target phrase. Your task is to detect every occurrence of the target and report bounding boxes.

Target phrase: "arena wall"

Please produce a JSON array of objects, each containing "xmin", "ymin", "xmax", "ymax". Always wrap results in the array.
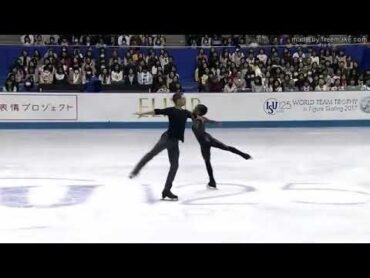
[{"xmin": 0, "ymin": 92, "xmax": 369, "ymax": 128}]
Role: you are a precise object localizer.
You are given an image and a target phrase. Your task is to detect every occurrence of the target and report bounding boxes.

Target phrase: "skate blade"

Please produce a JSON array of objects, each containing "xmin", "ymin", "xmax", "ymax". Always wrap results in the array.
[
  {"xmin": 161, "ymin": 197, "xmax": 178, "ymax": 201},
  {"xmin": 207, "ymin": 185, "xmax": 218, "ymax": 190}
]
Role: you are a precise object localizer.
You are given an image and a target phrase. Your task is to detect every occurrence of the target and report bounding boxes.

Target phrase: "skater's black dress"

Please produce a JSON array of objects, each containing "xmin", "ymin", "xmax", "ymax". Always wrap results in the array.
[{"xmin": 191, "ymin": 116, "xmax": 251, "ymax": 186}]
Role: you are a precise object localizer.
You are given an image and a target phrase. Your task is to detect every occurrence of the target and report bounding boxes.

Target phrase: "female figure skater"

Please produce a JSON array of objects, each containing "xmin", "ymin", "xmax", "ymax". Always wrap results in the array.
[{"xmin": 192, "ymin": 104, "xmax": 252, "ymax": 189}]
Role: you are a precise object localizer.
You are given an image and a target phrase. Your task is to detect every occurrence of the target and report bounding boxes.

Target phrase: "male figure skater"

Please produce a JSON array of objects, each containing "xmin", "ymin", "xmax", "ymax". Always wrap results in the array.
[
  {"xmin": 130, "ymin": 93, "xmax": 193, "ymax": 201},
  {"xmin": 192, "ymin": 104, "xmax": 252, "ymax": 189}
]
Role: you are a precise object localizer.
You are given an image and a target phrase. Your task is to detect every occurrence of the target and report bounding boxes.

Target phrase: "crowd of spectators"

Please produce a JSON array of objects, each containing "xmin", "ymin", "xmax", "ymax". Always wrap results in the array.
[
  {"xmin": 194, "ymin": 46, "xmax": 370, "ymax": 93},
  {"xmin": 3, "ymin": 46, "xmax": 183, "ymax": 93},
  {"xmin": 21, "ymin": 35, "xmax": 166, "ymax": 47},
  {"xmin": 187, "ymin": 35, "xmax": 369, "ymax": 47}
]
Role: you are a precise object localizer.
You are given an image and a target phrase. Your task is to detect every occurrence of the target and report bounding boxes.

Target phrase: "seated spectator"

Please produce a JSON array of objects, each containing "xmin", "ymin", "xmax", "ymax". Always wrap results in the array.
[
  {"xmin": 26, "ymin": 66, "xmax": 39, "ymax": 84},
  {"xmin": 315, "ymin": 78, "xmax": 329, "ymax": 91},
  {"xmin": 251, "ymin": 76, "xmax": 264, "ymax": 92},
  {"xmin": 361, "ymin": 79, "xmax": 370, "ymax": 91},
  {"xmin": 301, "ymin": 81, "xmax": 312, "ymax": 92},
  {"xmin": 99, "ymin": 68, "xmax": 111, "ymax": 85},
  {"xmin": 199, "ymin": 68, "xmax": 210, "ymax": 92},
  {"xmin": 21, "ymin": 35, "xmax": 34, "ymax": 45},
  {"xmin": 39, "ymin": 65, "xmax": 55, "ymax": 84},
  {"xmin": 111, "ymin": 64, "xmax": 124, "ymax": 83},
  {"xmin": 138, "ymin": 67, "xmax": 153, "ymax": 86},
  {"xmin": 346, "ymin": 79, "xmax": 360, "ymax": 91},
  {"xmin": 168, "ymin": 76, "xmax": 181, "ymax": 92},
  {"xmin": 82, "ymin": 65, "xmax": 95, "ymax": 84},
  {"xmin": 54, "ymin": 67, "xmax": 68, "ymax": 85},
  {"xmin": 201, "ymin": 35, "xmax": 212, "ymax": 47},
  {"xmin": 152, "ymin": 75, "xmax": 165, "ymax": 91},
  {"xmin": 125, "ymin": 68, "xmax": 138, "ymax": 86},
  {"xmin": 211, "ymin": 35, "xmax": 222, "ymax": 46},
  {"xmin": 109, "ymin": 50, "xmax": 121, "ymax": 66},
  {"xmin": 96, "ymin": 36, "xmax": 107, "ymax": 48},
  {"xmin": 207, "ymin": 75, "xmax": 223, "ymax": 92},
  {"xmin": 24, "ymin": 75, "xmax": 35, "ymax": 91},
  {"xmin": 234, "ymin": 72, "xmax": 246, "ymax": 91},
  {"xmin": 69, "ymin": 67, "xmax": 83, "ymax": 85},
  {"xmin": 224, "ymin": 78, "xmax": 238, "ymax": 93},
  {"xmin": 19, "ymin": 50, "xmax": 31, "ymax": 68},
  {"xmin": 118, "ymin": 35, "xmax": 131, "ymax": 46},
  {"xmin": 330, "ymin": 79, "xmax": 344, "ymax": 91},
  {"xmin": 45, "ymin": 36, "xmax": 57, "ymax": 46},
  {"xmin": 272, "ymin": 80, "xmax": 283, "ymax": 92},
  {"xmin": 81, "ymin": 35, "xmax": 93, "ymax": 46},
  {"xmin": 257, "ymin": 48, "xmax": 268, "ymax": 64},
  {"xmin": 3, "ymin": 75, "xmax": 18, "ymax": 92},
  {"xmin": 156, "ymin": 84, "xmax": 170, "ymax": 93},
  {"xmin": 232, "ymin": 48, "xmax": 245, "ymax": 67}
]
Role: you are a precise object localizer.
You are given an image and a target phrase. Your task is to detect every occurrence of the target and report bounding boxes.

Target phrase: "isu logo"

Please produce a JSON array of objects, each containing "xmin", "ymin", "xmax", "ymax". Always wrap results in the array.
[
  {"xmin": 360, "ymin": 97, "xmax": 370, "ymax": 113},
  {"xmin": 264, "ymin": 98, "xmax": 279, "ymax": 115}
]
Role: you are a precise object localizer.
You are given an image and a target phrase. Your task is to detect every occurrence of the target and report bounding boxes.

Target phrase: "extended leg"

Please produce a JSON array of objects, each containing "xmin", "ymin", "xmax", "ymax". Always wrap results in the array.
[
  {"xmin": 209, "ymin": 135, "xmax": 251, "ymax": 160},
  {"xmin": 130, "ymin": 133, "xmax": 169, "ymax": 178}
]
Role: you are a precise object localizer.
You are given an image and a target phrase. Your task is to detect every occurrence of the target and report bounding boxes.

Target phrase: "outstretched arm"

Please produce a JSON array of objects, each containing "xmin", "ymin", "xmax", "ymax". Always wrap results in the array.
[
  {"xmin": 203, "ymin": 116, "xmax": 222, "ymax": 126},
  {"xmin": 133, "ymin": 111, "xmax": 156, "ymax": 118},
  {"xmin": 134, "ymin": 108, "xmax": 171, "ymax": 118}
]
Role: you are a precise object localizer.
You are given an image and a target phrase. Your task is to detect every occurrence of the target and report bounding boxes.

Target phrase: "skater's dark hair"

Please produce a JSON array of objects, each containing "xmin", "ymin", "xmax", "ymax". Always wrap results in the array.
[
  {"xmin": 172, "ymin": 92, "xmax": 183, "ymax": 104},
  {"xmin": 194, "ymin": 104, "xmax": 208, "ymax": 116}
]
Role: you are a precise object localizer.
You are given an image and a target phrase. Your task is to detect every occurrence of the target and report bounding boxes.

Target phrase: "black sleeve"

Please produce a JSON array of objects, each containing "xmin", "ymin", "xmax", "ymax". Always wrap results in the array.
[
  {"xmin": 186, "ymin": 110, "xmax": 194, "ymax": 119},
  {"xmin": 154, "ymin": 107, "xmax": 172, "ymax": 115}
]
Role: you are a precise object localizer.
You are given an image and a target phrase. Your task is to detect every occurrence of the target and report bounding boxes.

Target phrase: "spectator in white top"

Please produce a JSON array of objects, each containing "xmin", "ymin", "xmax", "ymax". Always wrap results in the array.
[
  {"xmin": 361, "ymin": 79, "xmax": 370, "ymax": 91},
  {"xmin": 3, "ymin": 75, "xmax": 18, "ymax": 92},
  {"xmin": 138, "ymin": 68, "xmax": 153, "ymax": 85},
  {"xmin": 293, "ymin": 47, "xmax": 306, "ymax": 62},
  {"xmin": 21, "ymin": 35, "xmax": 34, "ymax": 45},
  {"xmin": 118, "ymin": 35, "xmax": 131, "ymax": 46},
  {"xmin": 151, "ymin": 60, "xmax": 161, "ymax": 76},
  {"xmin": 257, "ymin": 48, "xmax": 268, "ymax": 64},
  {"xmin": 111, "ymin": 64, "xmax": 124, "ymax": 83},
  {"xmin": 231, "ymin": 48, "xmax": 245, "ymax": 67},
  {"xmin": 310, "ymin": 50, "xmax": 319, "ymax": 65},
  {"xmin": 99, "ymin": 68, "xmax": 111, "ymax": 85},
  {"xmin": 159, "ymin": 50, "xmax": 169, "ymax": 68},
  {"xmin": 224, "ymin": 78, "xmax": 238, "ymax": 93},
  {"xmin": 315, "ymin": 78, "xmax": 329, "ymax": 91}
]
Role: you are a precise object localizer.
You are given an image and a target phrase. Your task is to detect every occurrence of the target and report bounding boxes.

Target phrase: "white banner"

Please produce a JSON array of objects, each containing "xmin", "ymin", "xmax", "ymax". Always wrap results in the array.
[
  {"xmin": 0, "ymin": 94, "xmax": 77, "ymax": 120},
  {"xmin": 1, "ymin": 92, "xmax": 370, "ymax": 122}
]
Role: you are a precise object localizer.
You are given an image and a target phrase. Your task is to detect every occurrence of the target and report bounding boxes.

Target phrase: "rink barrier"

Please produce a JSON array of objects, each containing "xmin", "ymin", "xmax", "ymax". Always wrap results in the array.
[
  {"xmin": 0, "ymin": 92, "xmax": 369, "ymax": 128},
  {"xmin": 1, "ymin": 120, "xmax": 370, "ymax": 129}
]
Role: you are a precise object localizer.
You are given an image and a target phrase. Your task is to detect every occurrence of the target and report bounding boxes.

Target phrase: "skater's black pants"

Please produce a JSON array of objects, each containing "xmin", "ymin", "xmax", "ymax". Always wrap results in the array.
[
  {"xmin": 199, "ymin": 133, "xmax": 247, "ymax": 183},
  {"xmin": 132, "ymin": 132, "xmax": 179, "ymax": 190}
]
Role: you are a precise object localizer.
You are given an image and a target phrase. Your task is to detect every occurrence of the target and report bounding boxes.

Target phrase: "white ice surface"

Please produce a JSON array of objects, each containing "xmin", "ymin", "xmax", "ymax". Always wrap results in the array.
[{"xmin": 0, "ymin": 128, "xmax": 370, "ymax": 243}]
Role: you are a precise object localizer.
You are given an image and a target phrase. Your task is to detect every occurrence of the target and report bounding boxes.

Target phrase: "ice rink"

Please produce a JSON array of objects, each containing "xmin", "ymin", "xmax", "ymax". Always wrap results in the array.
[{"xmin": 1, "ymin": 127, "xmax": 370, "ymax": 243}]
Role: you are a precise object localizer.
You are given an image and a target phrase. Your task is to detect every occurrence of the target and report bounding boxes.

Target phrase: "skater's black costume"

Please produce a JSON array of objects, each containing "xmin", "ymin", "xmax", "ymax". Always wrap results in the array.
[
  {"xmin": 192, "ymin": 115, "xmax": 251, "ymax": 188},
  {"xmin": 131, "ymin": 107, "xmax": 192, "ymax": 199}
]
